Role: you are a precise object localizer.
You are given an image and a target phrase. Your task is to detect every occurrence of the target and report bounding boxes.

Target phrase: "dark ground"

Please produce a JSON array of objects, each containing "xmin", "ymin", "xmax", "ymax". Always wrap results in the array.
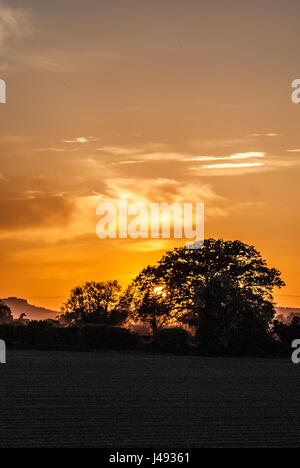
[{"xmin": 0, "ymin": 350, "xmax": 299, "ymax": 447}]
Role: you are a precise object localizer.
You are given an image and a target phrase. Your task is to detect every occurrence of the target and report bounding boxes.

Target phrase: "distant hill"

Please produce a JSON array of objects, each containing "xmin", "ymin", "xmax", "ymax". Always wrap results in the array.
[
  {"xmin": 2, "ymin": 297, "xmax": 58, "ymax": 321},
  {"xmin": 1, "ymin": 297, "xmax": 299, "ymax": 323}
]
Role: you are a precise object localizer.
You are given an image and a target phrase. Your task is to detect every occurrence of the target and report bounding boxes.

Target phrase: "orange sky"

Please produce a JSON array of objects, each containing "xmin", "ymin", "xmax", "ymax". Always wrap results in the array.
[{"xmin": 0, "ymin": 0, "xmax": 299, "ymax": 310}]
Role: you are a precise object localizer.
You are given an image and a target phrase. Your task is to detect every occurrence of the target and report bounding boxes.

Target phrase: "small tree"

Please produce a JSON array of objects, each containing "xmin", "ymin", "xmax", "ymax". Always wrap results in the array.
[
  {"xmin": 134, "ymin": 291, "xmax": 171, "ymax": 334},
  {"xmin": 0, "ymin": 301, "xmax": 13, "ymax": 324},
  {"xmin": 127, "ymin": 266, "xmax": 178, "ymax": 334},
  {"xmin": 61, "ymin": 280, "xmax": 126, "ymax": 325}
]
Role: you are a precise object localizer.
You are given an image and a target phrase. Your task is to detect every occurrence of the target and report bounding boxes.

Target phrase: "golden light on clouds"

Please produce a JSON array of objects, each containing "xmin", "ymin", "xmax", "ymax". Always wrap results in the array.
[
  {"xmin": 0, "ymin": 0, "xmax": 300, "ymax": 310},
  {"xmin": 203, "ymin": 162, "xmax": 265, "ymax": 169}
]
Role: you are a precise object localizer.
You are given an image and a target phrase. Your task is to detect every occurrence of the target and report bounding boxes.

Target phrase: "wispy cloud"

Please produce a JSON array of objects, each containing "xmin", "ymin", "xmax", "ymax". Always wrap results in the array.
[
  {"xmin": 202, "ymin": 162, "xmax": 265, "ymax": 169},
  {"xmin": 140, "ymin": 152, "xmax": 187, "ymax": 161},
  {"xmin": 184, "ymin": 152, "xmax": 265, "ymax": 162},
  {"xmin": 97, "ymin": 146, "xmax": 142, "ymax": 156},
  {"xmin": 0, "ymin": 135, "xmax": 31, "ymax": 143},
  {"xmin": 97, "ymin": 143, "xmax": 167, "ymax": 156},
  {"xmin": 0, "ymin": 5, "xmax": 113, "ymax": 73},
  {"xmin": 286, "ymin": 148, "xmax": 300, "ymax": 153},
  {"xmin": 32, "ymin": 147, "xmax": 81, "ymax": 153},
  {"xmin": 251, "ymin": 132, "xmax": 280, "ymax": 137},
  {"xmin": 62, "ymin": 136, "xmax": 100, "ymax": 144},
  {"xmin": 100, "ymin": 177, "xmax": 226, "ymax": 222},
  {"xmin": 0, "ymin": 1, "xmax": 32, "ymax": 53},
  {"xmin": 105, "ymin": 147, "xmax": 266, "ymax": 165},
  {"xmin": 229, "ymin": 152, "xmax": 265, "ymax": 159},
  {"xmin": 117, "ymin": 160, "xmax": 145, "ymax": 165},
  {"xmin": 190, "ymin": 155, "xmax": 300, "ymax": 176}
]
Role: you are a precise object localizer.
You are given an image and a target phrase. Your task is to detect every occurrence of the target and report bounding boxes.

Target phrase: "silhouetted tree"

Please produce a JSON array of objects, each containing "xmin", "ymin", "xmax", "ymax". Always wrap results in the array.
[
  {"xmin": 131, "ymin": 239, "xmax": 285, "ymax": 353},
  {"xmin": 61, "ymin": 280, "xmax": 126, "ymax": 325},
  {"xmin": 127, "ymin": 266, "xmax": 178, "ymax": 334},
  {"xmin": 0, "ymin": 301, "xmax": 13, "ymax": 324},
  {"xmin": 134, "ymin": 291, "xmax": 171, "ymax": 334},
  {"xmin": 273, "ymin": 316, "xmax": 300, "ymax": 353}
]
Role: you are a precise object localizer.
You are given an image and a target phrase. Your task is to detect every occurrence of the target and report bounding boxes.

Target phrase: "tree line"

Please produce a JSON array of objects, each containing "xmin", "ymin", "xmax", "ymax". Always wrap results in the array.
[{"xmin": 0, "ymin": 238, "xmax": 298, "ymax": 356}]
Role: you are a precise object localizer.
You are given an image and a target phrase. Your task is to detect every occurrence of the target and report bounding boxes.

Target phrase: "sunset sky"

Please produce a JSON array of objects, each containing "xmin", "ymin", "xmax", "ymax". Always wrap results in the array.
[{"xmin": 0, "ymin": 0, "xmax": 300, "ymax": 309}]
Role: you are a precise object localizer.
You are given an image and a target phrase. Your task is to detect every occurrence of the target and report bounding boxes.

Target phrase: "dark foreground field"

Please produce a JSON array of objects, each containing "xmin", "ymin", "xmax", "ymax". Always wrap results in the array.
[{"xmin": 0, "ymin": 351, "xmax": 299, "ymax": 448}]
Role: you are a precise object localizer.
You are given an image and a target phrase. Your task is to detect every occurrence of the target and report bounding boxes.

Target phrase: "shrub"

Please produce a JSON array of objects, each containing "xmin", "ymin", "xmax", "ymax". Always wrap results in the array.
[
  {"xmin": 34, "ymin": 325, "xmax": 80, "ymax": 350},
  {"xmin": 0, "ymin": 324, "xmax": 25, "ymax": 348},
  {"xmin": 0, "ymin": 322, "xmax": 80, "ymax": 350},
  {"xmin": 152, "ymin": 327, "xmax": 192, "ymax": 354},
  {"xmin": 80, "ymin": 325, "xmax": 138, "ymax": 351},
  {"xmin": 272, "ymin": 317, "xmax": 300, "ymax": 355}
]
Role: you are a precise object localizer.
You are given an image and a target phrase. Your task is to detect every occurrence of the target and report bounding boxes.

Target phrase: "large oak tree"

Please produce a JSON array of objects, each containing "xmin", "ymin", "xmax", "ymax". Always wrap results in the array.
[{"xmin": 131, "ymin": 239, "xmax": 285, "ymax": 352}]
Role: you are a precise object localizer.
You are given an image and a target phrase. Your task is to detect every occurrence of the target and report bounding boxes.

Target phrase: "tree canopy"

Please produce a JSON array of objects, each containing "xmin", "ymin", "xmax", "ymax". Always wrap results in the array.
[
  {"xmin": 129, "ymin": 267, "xmax": 176, "ymax": 333},
  {"xmin": 61, "ymin": 280, "xmax": 127, "ymax": 325},
  {"xmin": 128, "ymin": 239, "xmax": 285, "ymax": 352}
]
